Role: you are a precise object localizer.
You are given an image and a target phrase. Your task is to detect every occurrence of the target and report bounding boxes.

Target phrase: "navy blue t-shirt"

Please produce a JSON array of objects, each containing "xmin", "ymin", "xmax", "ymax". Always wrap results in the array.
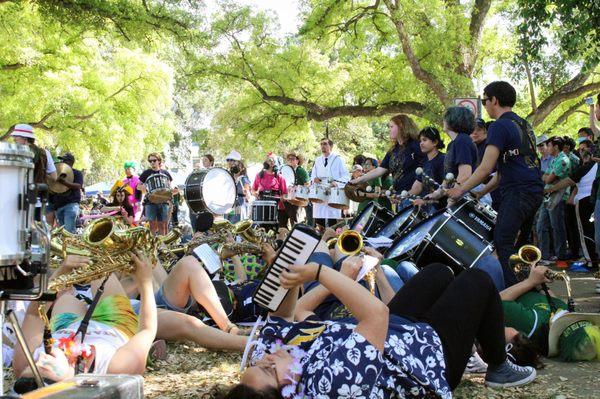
[
  {"xmin": 381, "ymin": 139, "xmax": 425, "ymax": 192},
  {"xmin": 49, "ymin": 169, "xmax": 84, "ymax": 208},
  {"xmin": 486, "ymin": 112, "xmax": 543, "ymax": 194},
  {"xmin": 476, "ymin": 141, "xmax": 487, "ymax": 167},
  {"xmin": 444, "ymin": 133, "xmax": 478, "ymax": 178},
  {"xmin": 416, "ymin": 152, "xmax": 445, "ymax": 195}
]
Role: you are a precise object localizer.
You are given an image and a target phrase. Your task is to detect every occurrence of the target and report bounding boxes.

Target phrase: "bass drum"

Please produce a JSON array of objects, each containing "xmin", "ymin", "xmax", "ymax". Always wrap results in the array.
[
  {"xmin": 280, "ymin": 165, "xmax": 296, "ymax": 188},
  {"xmin": 385, "ymin": 210, "xmax": 493, "ymax": 274},
  {"xmin": 349, "ymin": 202, "xmax": 394, "ymax": 237},
  {"xmin": 447, "ymin": 197, "xmax": 496, "ymax": 242},
  {"xmin": 374, "ymin": 205, "xmax": 420, "ymax": 241},
  {"xmin": 184, "ymin": 168, "xmax": 236, "ymax": 215}
]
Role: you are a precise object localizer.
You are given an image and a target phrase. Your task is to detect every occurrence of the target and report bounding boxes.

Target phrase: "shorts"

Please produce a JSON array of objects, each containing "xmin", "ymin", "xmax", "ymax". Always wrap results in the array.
[
  {"xmin": 145, "ymin": 202, "xmax": 169, "ymax": 222},
  {"xmin": 154, "ymin": 285, "xmax": 194, "ymax": 313}
]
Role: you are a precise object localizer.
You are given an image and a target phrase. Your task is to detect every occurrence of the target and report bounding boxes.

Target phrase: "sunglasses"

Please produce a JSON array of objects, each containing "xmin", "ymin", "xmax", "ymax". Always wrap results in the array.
[{"xmin": 148, "ymin": 159, "xmax": 159, "ymax": 163}]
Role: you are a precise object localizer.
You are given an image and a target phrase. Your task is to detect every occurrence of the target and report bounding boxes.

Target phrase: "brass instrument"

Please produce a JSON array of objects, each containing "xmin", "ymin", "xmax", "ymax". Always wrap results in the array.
[
  {"xmin": 329, "ymin": 230, "xmax": 376, "ymax": 294},
  {"xmin": 49, "ymin": 218, "xmax": 158, "ymax": 292},
  {"xmin": 510, "ymin": 245, "xmax": 575, "ymax": 311}
]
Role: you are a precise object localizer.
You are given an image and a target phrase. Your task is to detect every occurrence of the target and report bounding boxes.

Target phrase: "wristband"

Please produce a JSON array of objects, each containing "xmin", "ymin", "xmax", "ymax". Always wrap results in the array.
[{"xmin": 315, "ymin": 263, "xmax": 323, "ymax": 282}]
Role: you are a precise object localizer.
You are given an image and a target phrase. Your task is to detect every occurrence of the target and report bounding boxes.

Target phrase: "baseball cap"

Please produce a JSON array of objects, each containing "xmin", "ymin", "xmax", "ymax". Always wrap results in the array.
[
  {"xmin": 535, "ymin": 134, "xmax": 549, "ymax": 146},
  {"xmin": 225, "ymin": 150, "xmax": 242, "ymax": 161},
  {"xmin": 58, "ymin": 152, "xmax": 75, "ymax": 163},
  {"xmin": 475, "ymin": 118, "xmax": 486, "ymax": 128}
]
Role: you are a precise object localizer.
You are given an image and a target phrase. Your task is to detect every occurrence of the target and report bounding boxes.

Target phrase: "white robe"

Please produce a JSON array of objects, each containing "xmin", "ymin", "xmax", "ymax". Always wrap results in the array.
[{"xmin": 310, "ymin": 153, "xmax": 350, "ymax": 219}]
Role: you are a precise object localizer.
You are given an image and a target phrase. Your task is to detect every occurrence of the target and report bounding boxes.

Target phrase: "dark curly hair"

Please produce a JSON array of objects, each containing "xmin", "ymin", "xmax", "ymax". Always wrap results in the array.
[{"xmin": 222, "ymin": 384, "xmax": 282, "ymax": 399}]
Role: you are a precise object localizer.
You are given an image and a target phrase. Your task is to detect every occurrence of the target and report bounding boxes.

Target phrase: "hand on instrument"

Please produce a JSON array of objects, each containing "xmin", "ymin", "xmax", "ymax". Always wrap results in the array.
[
  {"xmin": 527, "ymin": 265, "xmax": 552, "ymax": 286},
  {"xmin": 131, "ymin": 250, "xmax": 154, "ymax": 286},
  {"xmin": 120, "ymin": 207, "xmax": 128, "ymax": 218},
  {"xmin": 261, "ymin": 243, "xmax": 277, "ymax": 264},
  {"xmin": 472, "ymin": 190, "xmax": 484, "ymax": 200},
  {"xmin": 425, "ymin": 189, "xmax": 444, "ymax": 201},
  {"xmin": 314, "ymin": 178, "xmax": 322, "ymax": 184},
  {"xmin": 279, "ymin": 262, "xmax": 319, "ymax": 288},
  {"xmin": 412, "ymin": 198, "xmax": 425, "ymax": 207},
  {"xmin": 340, "ymin": 256, "xmax": 363, "ymax": 280},
  {"xmin": 61, "ymin": 255, "xmax": 92, "ymax": 270},
  {"xmin": 322, "ymin": 228, "xmax": 338, "ymax": 243},
  {"xmin": 362, "ymin": 246, "xmax": 383, "ymax": 261},
  {"xmin": 445, "ymin": 186, "xmax": 464, "ymax": 200},
  {"xmin": 36, "ymin": 348, "xmax": 73, "ymax": 381}
]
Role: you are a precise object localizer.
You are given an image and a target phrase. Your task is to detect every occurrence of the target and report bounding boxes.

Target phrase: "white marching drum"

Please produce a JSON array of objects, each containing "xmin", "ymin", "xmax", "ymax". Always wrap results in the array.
[
  {"xmin": 184, "ymin": 167, "xmax": 236, "ymax": 215},
  {"xmin": 292, "ymin": 185, "xmax": 309, "ymax": 207},
  {"xmin": 308, "ymin": 184, "xmax": 328, "ymax": 204},
  {"xmin": 0, "ymin": 143, "xmax": 34, "ymax": 266},
  {"xmin": 327, "ymin": 186, "xmax": 349, "ymax": 210},
  {"xmin": 280, "ymin": 165, "xmax": 297, "ymax": 204},
  {"xmin": 252, "ymin": 200, "xmax": 279, "ymax": 225},
  {"xmin": 145, "ymin": 173, "xmax": 172, "ymax": 204}
]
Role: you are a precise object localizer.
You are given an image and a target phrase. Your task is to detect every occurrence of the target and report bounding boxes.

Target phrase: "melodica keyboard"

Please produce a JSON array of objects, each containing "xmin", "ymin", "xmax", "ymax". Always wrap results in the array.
[{"xmin": 253, "ymin": 224, "xmax": 321, "ymax": 312}]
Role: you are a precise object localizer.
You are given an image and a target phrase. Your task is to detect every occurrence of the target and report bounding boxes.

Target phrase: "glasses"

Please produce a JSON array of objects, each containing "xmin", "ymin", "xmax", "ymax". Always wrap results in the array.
[
  {"xmin": 148, "ymin": 159, "xmax": 159, "ymax": 163},
  {"xmin": 482, "ymin": 97, "xmax": 491, "ymax": 105}
]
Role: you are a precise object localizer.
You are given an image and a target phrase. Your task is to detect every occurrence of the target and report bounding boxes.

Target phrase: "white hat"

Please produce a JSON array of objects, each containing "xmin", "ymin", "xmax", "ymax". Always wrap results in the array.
[
  {"xmin": 548, "ymin": 311, "xmax": 600, "ymax": 357},
  {"xmin": 225, "ymin": 150, "xmax": 242, "ymax": 161},
  {"xmin": 10, "ymin": 124, "xmax": 35, "ymax": 140}
]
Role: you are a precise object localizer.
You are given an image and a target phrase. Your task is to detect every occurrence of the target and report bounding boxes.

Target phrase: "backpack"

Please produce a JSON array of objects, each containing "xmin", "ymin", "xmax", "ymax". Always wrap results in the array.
[{"xmin": 501, "ymin": 115, "xmax": 541, "ymax": 169}]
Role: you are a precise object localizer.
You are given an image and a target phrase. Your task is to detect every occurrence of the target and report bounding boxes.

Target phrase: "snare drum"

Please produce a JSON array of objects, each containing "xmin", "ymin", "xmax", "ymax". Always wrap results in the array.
[
  {"xmin": 308, "ymin": 184, "xmax": 328, "ymax": 203},
  {"xmin": 385, "ymin": 210, "xmax": 493, "ymax": 274},
  {"xmin": 0, "ymin": 143, "xmax": 34, "ymax": 266},
  {"xmin": 146, "ymin": 173, "xmax": 172, "ymax": 204},
  {"xmin": 184, "ymin": 168, "xmax": 236, "ymax": 214},
  {"xmin": 350, "ymin": 202, "xmax": 394, "ymax": 237},
  {"xmin": 327, "ymin": 186, "xmax": 349, "ymax": 210},
  {"xmin": 292, "ymin": 185, "xmax": 309, "ymax": 206},
  {"xmin": 252, "ymin": 200, "xmax": 278, "ymax": 225}
]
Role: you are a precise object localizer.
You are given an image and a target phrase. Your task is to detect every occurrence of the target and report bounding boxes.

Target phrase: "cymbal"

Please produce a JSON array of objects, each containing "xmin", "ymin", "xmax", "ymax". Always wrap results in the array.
[
  {"xmin": 344, "ymin": 182, "xmax": 369, "ymax": 202},
  {"xmin": 48, "ymin": 162, "xmax": 74, "ymax": 194}
]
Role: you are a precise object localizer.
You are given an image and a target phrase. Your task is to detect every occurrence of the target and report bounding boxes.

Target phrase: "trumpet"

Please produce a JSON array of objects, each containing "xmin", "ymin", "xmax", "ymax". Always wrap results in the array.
[
  {"xmin": 510, "ymin": 245, "xmax": 575, "ymax": 311},
  {"xmin": 327, "ymin": 230, "xmax": 376, "ymax": 294}
]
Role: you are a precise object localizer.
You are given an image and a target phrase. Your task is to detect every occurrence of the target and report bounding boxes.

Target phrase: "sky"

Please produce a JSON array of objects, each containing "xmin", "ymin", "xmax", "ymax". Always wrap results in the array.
[{"xmin": 240, "ymin": 0, "xmax": 301, "ymax": 35}]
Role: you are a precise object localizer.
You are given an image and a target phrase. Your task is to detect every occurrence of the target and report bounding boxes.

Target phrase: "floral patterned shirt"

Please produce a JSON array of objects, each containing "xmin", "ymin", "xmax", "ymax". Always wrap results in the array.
[{"xmin": 250, "ymin": 315, "xmax": 451, "ymax": 398}]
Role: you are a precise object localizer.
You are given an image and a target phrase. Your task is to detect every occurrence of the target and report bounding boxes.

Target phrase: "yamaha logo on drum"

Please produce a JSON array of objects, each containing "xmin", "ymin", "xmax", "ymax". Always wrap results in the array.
[{"xmin": 468, "ymin": 212, "xmax": 492, "ymax": 231}]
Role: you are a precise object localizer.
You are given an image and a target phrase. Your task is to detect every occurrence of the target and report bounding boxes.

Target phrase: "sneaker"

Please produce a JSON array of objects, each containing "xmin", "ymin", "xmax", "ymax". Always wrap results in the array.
[
  {"xmin": 485, "ymin": 359, "xmax": 536, "ymax": 388},
  {"xmin": 465, "ymin": 351, "xmax": 488, "ymax": 373}
]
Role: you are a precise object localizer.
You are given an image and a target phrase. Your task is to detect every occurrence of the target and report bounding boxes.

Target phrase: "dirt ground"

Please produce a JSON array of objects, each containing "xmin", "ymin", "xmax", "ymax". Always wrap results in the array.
[{"xmin": 3, "ymin": 269, "xmax": 599, "ymax": 398}]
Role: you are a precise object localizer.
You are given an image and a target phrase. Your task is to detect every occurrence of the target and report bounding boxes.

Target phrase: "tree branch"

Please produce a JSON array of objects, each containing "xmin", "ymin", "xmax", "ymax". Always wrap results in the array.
[
  {"xmin": 528, "ymin": 65, "xmax": 600, "ymax": 126},
  {"xmin": 1, "ymin": 63, "xmax": 25, "ymax": 71},
  {"xmin": 74, "ymin": 76, "xmax": 144, "ymax": 120},
  {"xmin": 29, "ymin": 111, "xmax": 56, "ymax": 131},
  {"xmin": 461, "ymin": 0, "xmax": 492, "ymax": 75},
  {"xmin": 551, "ymin": 100, "xmax": 586, "ymax": 130},
  {"xmin": 383, "ymin": 0, "xmax": 450, "ymax": 104}
]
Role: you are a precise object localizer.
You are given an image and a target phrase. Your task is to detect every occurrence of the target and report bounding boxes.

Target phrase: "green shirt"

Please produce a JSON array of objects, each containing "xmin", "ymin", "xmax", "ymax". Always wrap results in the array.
[
  {"xmin": 546, "ymin": 152, "xmax": 572, "ymax": 200},
  {"xmin": 503, "ymin": 291, "xmax": 568, "ymax": 348},
  {"xmin": 294, "ymin": 166, "xmax": 310, "ymax": 185}
]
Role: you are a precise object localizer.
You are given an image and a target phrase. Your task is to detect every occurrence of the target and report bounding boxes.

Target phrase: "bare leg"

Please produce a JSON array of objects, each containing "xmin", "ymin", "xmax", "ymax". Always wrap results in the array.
[
  {"xmin": 156, "ymin": 310, "xmax": 246, "ymax": 351},
  {"xmin": 161, "ymin": 256, "xmax": 232, "ymax": 331}
]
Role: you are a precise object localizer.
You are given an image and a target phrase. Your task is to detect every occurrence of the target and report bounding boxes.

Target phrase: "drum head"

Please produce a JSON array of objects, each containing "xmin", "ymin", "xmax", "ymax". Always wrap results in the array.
[
  {"xmin": 280, "ymin": 165, "xmax": 295, "ymax": 187},
  {"xmin": 202, "ymin": 168, "xmax": 236, "ymax": 214},
  {"xmin": 375, "ymin": 205, "xmax": 416, "ymax": 239},
  {"xmin": 385, "ymin": 214, "xmax": 441, "ymax": 259},
  {"xmin": 350, "ymin": 202, "xmax": 375, "ymax": 234}
]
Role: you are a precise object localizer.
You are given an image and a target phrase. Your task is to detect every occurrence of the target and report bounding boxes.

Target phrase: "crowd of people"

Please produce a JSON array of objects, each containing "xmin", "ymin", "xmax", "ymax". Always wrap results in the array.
[{"xmin": 4, "ymin": 81, "xmax": 600, "ymax": 398}]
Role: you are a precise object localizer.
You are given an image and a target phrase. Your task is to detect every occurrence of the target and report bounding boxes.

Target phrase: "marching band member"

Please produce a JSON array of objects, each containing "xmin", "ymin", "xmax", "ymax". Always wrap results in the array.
[
  {"xmin": 122, "ymin": 161, "xmax": 141, "ymax": 219},
  {"xmin": 252, "ymin": 154, "xmax": 288, "ymax": 228},
  {"xmin": 447, "ymin": 81, "xmax": 544, "ymax": 287},
  {"xmin": 408, "ymin": 127, "xmax": 446, "ymax": 210},
  {"xmin": 350, "ymin": 114, "xmax": 425, "ymax": 196},
  {"xmin": 108, "ymin": 187, "xmax": 135, "ymax": 225},
  {"xmin": 310, "ymin": 138, "xmax": 350, "ymax": 228},
  {"xmin": 281, "ymin": 152, "xmax": 310, "ymax": 227},
  {"xmin": 138, "ymin": 152, "xmax": 173, "ymax": 236}
]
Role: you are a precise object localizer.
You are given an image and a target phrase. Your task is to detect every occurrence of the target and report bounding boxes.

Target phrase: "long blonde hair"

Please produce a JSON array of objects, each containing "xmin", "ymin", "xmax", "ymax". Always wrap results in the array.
[{"xmin": 390, "ymin": 114, "xmax": 419, "ymax": 147}]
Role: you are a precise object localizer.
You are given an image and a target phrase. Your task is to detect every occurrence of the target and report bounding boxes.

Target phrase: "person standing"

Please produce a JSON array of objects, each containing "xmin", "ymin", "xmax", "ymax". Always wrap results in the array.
[
  {"xmin": 350, "ymin": 115, "xmax": 424, "ymax": 196},
  {"xmin": 122, "ymin": 161, "xmax": 141, "ymax": 219},
  {"xmin": 537, "ymin": 137, "xmax": 572, "ymax": 262},
  {"xmin": 47, "ymin": 153, "xmax": 83, "ymax": 233},
  {"xmin": 138, "ymin": 152, "xmax": 172, "ymax": 236},
  {"xmin": 310, "ymin": 138, "xmax": 350, "ymax": 228},
  {"xmin": 252, "ymin": 155, "xmax": 287, "ymax": 228},
  {"xmin": 281, "ymin": 152, "xmax": 310, "ymax": 227},
  {"xmin": 202, "ymin": 154, "xmax": 214, "ymax": 169},
  {"xmin": 447, "ymin": 81, "xmax": 544, "ymax": 287},
  {"xmin": 9, "ymin": 124, "xmax": 57, "ymax": 221},
  {"xmin": 407, "ymin": 127, "xmax": 445, "ymax": 212},
  {"xmin": 228, "ymin": 160, "xmax": 251, "ymax": 223}
]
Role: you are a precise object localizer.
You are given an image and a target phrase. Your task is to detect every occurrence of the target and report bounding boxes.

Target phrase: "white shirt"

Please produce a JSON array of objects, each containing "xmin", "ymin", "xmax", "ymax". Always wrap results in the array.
[
  {"xmin": 45, "ymin": 150, "xmax": 56, "ymax": 174},
  {"xmin": 575, "ymin": 163, "xmax": 597, "ymax": 202},
  {"xmin": 310, "ymin": 153, "xmax": 349, "ymax": 219}
]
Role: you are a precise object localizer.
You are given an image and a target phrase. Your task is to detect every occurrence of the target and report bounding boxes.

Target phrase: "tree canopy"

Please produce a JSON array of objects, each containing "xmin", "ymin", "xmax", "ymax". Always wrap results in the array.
[{"xmin": 0, "ymin": 0, "xmax": 597, "ymax": 181}]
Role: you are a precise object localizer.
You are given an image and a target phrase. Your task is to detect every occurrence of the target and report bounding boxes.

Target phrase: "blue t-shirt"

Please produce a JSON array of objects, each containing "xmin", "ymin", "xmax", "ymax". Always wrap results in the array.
[
  {"xmin": 444, "ymin": 133, "xmax": 478, "ymax": 177},
  {"xmin": 381, "ymin": 140, "xmax": 425, "ymax": 192},
  {"xmin": 486, "ymin": 112, "xmax": 543, "ymax": 194},
  {"xmin": 476, "ymin": 140, "xmax": 487, "ymax": 167},
  {"xmin": 416, "ymin": 152, "xmax": 445, "ymax": 195}
]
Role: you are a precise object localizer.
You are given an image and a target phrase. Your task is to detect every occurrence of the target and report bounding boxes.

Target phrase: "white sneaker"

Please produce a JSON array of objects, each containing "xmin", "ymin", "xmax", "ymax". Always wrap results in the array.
[{"xmin": 465, "ymin": 351, "xmax": 488, "ymax": 373}]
